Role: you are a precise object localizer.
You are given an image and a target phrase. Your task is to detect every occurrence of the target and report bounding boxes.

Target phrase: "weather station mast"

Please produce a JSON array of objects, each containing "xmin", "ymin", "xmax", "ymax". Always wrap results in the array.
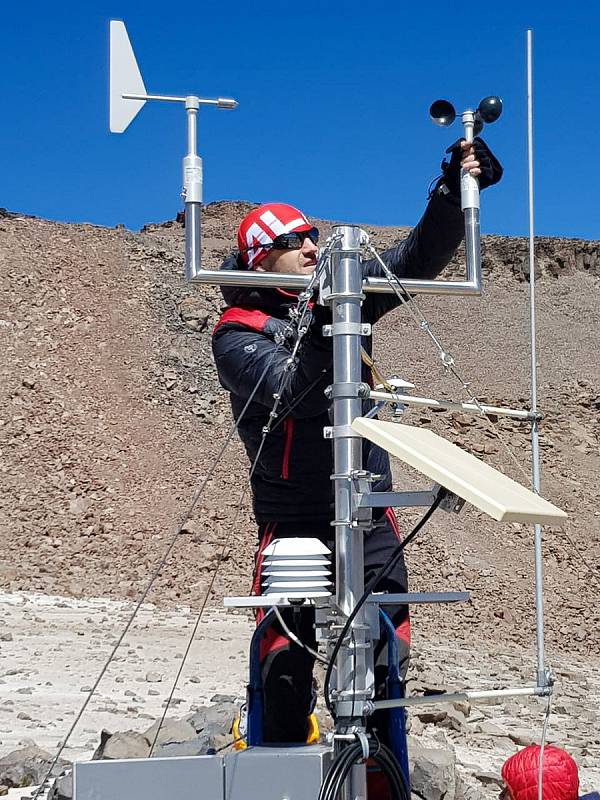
[{"xmin": 63, "ymin": 21, "xmax": 566, "ymax": 800}]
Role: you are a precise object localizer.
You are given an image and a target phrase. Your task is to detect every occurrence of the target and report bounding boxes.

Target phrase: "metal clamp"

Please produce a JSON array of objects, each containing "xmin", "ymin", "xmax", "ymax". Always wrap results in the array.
[
  {"xmin": 355, "ymin": 730, "xmax": 370, "ymax": 761},
  {"xmin": 324, "ymin": 425, "xmax": 361, "ymax": 439},
  {"xmin": 322, "ymin": 323, "xmax": 372, "ymax": 337},
  {"xmin": 325, "ymin": 382, "xmax": 371, "ymax": 399},
  {"xmin": 323, "ymin": 290, "xmax": 366, "ymax": 302}
]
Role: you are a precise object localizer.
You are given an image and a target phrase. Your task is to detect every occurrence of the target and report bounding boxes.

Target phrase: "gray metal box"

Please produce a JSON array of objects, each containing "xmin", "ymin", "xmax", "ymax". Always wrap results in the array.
[
  {"xmin": 225, "ymin": 746, "xmax": 332, "ymax": 800},
  {"xmin": 73, "ymin": 746, "xmax": 332, "ymax": 800},
  {"xmin": 73, "ymin": 754, "xmax": 224, "ymax": 799}
]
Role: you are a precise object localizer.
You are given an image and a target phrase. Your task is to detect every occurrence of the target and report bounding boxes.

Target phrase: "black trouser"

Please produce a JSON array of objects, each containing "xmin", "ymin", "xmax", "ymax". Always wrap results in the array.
[{"xmin": 252, "ymin": 511, "xmax": 410, "ymax": 744}]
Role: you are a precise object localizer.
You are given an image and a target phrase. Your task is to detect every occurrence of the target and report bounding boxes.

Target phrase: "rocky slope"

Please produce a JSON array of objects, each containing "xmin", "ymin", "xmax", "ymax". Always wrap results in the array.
[{"xmin": 1, "ymin": 202, "xmax": 599, "ymax": 664}]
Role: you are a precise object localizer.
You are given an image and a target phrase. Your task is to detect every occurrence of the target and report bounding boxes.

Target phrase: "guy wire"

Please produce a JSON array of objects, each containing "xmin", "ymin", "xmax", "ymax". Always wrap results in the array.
[
  {"xmin": 148, "ymin": 336, "xmax": 307, "ymax": 751},
  {"xmin": 145, "ymin": 240, "xmax": 336, "ymax": 754},
  {"xmin": 365, "ymin": 244, "xmax": 600, "ymax": 594},
  {"xmin": 559, "ymin": 530, "xmax": 600, "ymax": 590},
  {"xmin": 365, "ymin": 243, "xmax": 533, "ymax": 486},
  {"xmin": 538, "ymin": 692, "xmax": 552, "ymax": 800},
  {"xmin": 148, "ymin": 484, "xmax": 251, "ymax": 756},
  {"xmin": 30, "ymin": 346, "xmax": 287, "ymax": 799},
  {"xmin": 29, "ymin": 233, "xmax": 336, "ymax": 796}
]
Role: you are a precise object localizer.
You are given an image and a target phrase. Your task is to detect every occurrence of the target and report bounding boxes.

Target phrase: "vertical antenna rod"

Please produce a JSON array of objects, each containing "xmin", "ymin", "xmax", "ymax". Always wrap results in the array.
[{"xmin": 526, "ymin": 29, "xmax": 547, "ymax": 688}]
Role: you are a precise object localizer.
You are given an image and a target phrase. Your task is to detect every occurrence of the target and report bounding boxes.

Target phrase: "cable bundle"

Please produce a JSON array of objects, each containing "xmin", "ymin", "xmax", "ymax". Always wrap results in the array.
[{"xmin": 318, "ymin": 736, "xmax": 409, "ymax": 800}]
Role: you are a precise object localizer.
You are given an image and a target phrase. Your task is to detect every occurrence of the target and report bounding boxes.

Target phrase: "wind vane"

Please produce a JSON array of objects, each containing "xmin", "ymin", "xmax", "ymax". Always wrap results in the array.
[{"xmin": 109, "ymin": 19, "xmax": 238, "ymax": 279}]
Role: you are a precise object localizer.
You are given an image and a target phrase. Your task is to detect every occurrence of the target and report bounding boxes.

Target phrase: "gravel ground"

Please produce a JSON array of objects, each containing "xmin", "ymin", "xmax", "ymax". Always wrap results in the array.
[{"xmin": 0, "ymin": 592, "xmax": 598, "ymax": 799}]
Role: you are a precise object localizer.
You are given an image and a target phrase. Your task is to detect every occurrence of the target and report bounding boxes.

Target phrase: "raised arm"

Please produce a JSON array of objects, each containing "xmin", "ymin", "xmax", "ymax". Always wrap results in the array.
[{"xmin": 362, "ymin": 137, "xmax": 502, "ymax": 323}]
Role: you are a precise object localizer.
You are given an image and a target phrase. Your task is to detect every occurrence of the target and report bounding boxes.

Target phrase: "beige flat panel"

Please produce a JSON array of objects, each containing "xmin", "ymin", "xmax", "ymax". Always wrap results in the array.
[{"xmin": 352, "ymin": 418, "xmax": 567, "ymax": 525}]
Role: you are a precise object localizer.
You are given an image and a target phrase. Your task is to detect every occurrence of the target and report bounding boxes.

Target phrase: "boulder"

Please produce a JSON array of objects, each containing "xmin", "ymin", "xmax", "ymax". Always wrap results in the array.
[
  {"xmin": 152, "ymin": 736, "xmax": 213, "ymax": 758},
  {"xmin": 0, "ymin": 744, "xmax": 68, "ymax": 789},
  {"xmin": 440, "ymin": 707, "xmax": 468, "ymax": 734},
  {"xmin": 93, "ymin": 730, "xmax": 151, "ymax": 760},
  {"xmin": 507, "ymin": 727, "xmax": 538, "ymax": 747},
  {"xmin": 48, "ymin": 768, "xmax": 73, "ymax": 800},
  {"xmin": 409, "ymin": 738, "xmax": 456, "ymax": 800},
  {"xmin": 143, "ymin": 718, "xmax": 197, "ymax": 748},
  {"xmin": 187, "ymin": 702, "xmax": 236, "ymax": 735}
]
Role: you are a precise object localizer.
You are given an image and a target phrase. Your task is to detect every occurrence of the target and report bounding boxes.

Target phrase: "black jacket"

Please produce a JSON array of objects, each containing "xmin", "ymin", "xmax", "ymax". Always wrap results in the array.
[{"xmin": 212, "ymin": 191, "xmax": 464, "ymax": 524}]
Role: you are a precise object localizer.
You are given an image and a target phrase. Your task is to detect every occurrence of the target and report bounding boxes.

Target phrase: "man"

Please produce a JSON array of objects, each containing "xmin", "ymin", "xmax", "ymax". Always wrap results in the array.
[{"xmin": 212, "ymin": 139, "xmax": 502, "ymax": 745}]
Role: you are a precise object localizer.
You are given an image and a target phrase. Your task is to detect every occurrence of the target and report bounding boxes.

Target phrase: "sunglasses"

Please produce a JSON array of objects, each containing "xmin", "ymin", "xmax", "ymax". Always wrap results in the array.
[
  {"xmin": 243, "ymin": 227, "xmax": 319, "ymax": 254},
  {"xmin": 271, "ymin": 228, "xmax": 319, "ymax": 249}
]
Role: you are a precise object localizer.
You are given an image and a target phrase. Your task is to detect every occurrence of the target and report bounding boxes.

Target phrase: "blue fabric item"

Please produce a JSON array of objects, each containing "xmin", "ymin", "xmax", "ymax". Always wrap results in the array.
[{"xmin": 580, "ymin": 793, "xmax": 600, "ymax": 800}]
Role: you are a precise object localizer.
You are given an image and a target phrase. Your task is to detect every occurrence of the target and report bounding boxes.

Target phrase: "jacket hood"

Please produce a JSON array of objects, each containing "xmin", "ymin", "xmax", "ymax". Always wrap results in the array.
[
  {"xmin": 218, "ymin": 252, "xmax": 300, "ymax": 317},
  {"xmin": 501, "ymin": 746, "xmax": 579, "ymax": 800}
]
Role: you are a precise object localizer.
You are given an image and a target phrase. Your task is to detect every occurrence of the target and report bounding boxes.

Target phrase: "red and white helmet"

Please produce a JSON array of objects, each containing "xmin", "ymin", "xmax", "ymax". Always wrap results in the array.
[{"xmin": 237, "ymin": 203, "xmax": 313, "ymax": 268}]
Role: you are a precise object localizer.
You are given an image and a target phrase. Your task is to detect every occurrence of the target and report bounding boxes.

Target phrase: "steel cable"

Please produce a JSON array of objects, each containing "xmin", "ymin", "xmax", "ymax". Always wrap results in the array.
[
  {"xmin": 365, "ymin": 242, "xmax": 534, "ymax": 486},
  {"xmin": 144, "ymin": 240, "xmax": 337, "ymax": 753},
  {"xmin": 30, "ymin": 346, "xmax": 288, "ymax": 798},
  {"xmin": 31, "ymin": 238, "xmax": 336, "ymax": 796}
]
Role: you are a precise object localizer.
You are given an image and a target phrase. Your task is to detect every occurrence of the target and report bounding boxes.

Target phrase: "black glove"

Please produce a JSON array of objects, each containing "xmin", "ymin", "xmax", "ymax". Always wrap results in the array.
[{"xmin": 440, "ymin": 136, "xmax": 503, "ymax": 196}]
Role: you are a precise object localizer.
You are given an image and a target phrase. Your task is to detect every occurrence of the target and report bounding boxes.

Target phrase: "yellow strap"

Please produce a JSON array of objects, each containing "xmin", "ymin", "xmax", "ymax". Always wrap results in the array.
[{"xmin": 360, "ymin": 347, "xmax": 394, "ymax": 393}]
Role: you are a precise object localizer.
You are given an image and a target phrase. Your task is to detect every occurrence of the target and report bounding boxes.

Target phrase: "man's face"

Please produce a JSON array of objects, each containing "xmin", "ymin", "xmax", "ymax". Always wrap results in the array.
[{"xmin": 257, "ymin": 234, "xmax": 319, "ymax": 275}]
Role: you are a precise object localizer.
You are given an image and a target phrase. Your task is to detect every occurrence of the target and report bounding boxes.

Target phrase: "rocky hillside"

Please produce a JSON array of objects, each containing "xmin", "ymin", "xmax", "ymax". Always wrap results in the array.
[{"xmin": 0, "ymin": 203, "xmax": 599, "ymax": 664}]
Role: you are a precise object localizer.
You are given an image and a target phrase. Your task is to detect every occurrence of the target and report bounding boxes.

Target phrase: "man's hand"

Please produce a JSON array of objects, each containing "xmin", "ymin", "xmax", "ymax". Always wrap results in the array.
[
  {"xmin": 441, "ymin": 137, "xmax": 503, "ymax": 195},
  {"xmin": 459, "ymin": 141, "xmax": 481, "ymax": 177}
]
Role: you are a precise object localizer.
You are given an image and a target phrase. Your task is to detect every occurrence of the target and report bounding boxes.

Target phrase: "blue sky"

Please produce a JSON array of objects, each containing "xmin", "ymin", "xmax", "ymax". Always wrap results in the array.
[{"xmin": 2, "ymin": 1, "xmax": 598, "ymax": 240}]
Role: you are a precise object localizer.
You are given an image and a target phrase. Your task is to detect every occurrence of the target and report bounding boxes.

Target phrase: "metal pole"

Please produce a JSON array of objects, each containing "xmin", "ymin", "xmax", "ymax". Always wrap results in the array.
[
  {"xmin": 461, "ymin": 110, "xmax": 481, "ymax": 284},
  {"xmin": 368, "ymin": 389, "xmax": 536, "ymax": 421},
  {"xmin": 367, "ymin": 684, "xmax": 550, "ymax": 712},
  {"xmin": 330, "ymin": 226, "xmax": 372, "ymax": 703},
  {"xmin": 183, "ymin": 97, "xmax": 202, "ymax": 280},
  {"xmin": 192, "ymin": 268, "xmax": 482, "ymax": 296},
  {"xmin": 329, "ymin": 225, "xmax": 372, "ymax": 800},
  {"xmin": 526, "ymin": 30, "xmax": 547, "ymax": 688}
]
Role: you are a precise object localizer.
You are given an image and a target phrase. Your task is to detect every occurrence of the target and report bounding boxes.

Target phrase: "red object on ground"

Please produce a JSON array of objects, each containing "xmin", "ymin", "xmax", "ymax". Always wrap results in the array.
[{"xmin": 501, "ymin": 745, "xmax": 579, "ymax": 800}]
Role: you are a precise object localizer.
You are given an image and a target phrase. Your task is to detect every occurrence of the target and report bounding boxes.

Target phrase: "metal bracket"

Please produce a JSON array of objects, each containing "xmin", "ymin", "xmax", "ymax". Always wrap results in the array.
[
  {"xmin": 325, "ymin": 382, "xmax": 371, "ymax": 399},
  {"xmin": 436, "ymin": 486, "xmax": 466, "ymax": 514},
  {"xmin": 357, "ymin": 490, "xmax": 437, "ymax": 508},
  {"xmin": 366, "ymin": 591, "xmax": 470, "ymax": 605},
  {"xmin": 355, "ymin": 487, "xmax": 463, "ymax": 514},
  {"xmin": 322, "ymin": 323, "xmax": 372, "ymax": 337},
  {"xmin": 323, "ymin": 425, "xmax": 360, "ymax": 439}
]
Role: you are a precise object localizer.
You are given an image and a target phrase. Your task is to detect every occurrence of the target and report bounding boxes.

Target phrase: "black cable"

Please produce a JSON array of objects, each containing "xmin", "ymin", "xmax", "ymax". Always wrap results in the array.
[
  {"xmin": 323, "ymin": 487, "xmax": 448, "ymax": 714},
  {"xmin": 318, "ymin": 736, "xmax": 409, "ymax": 800}
]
